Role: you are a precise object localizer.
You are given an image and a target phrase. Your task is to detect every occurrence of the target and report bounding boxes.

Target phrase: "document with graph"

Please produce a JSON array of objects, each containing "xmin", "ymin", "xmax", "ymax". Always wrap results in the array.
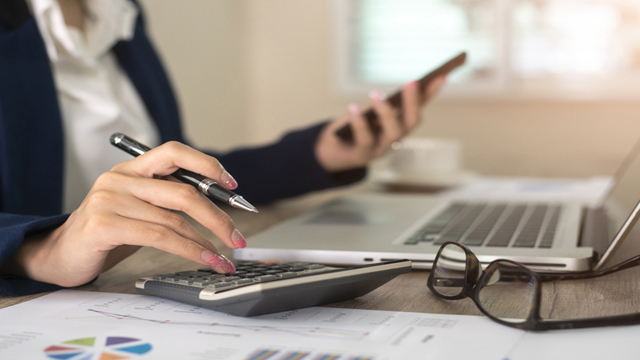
[{"xmin": 0, "ymin": 290, "xmax": 523, "ymax": 360}]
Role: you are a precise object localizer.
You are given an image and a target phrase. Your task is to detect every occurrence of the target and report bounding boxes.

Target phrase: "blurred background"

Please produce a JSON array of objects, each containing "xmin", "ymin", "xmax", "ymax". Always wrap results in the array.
[{"xmin": 138, "ymin": 0, "xmax": 640, "ymax": 178}]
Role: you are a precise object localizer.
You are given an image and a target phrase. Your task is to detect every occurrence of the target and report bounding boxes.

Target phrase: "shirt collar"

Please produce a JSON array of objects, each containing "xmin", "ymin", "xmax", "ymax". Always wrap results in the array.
[{"xmin": 26, "ymin": 0, "xmax": 138, "ymax": 62}]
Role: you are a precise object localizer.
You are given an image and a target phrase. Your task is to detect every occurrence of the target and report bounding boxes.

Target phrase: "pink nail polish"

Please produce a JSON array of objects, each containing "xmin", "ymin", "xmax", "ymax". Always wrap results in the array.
[
  {"xmin": 348, "ymin": 103, "xmax": 360, "ymax": 117},
  {"xmin": 201, "ymin": 250, "xmax": 236, "ymax": 273},
  {"xmin": 223, "ymin": 261, "xmax": 236, "ymax": 274},
  {"xmin": 369, "ymin": 90, "xmax": 387, "ymax": 103},
  {"xmin": 221, "ymin": 171, "xmax": 238, "ymax": 190},
  {"xmin": 232, "ymin": 229, "xmax": 246, "ymax": 249}
]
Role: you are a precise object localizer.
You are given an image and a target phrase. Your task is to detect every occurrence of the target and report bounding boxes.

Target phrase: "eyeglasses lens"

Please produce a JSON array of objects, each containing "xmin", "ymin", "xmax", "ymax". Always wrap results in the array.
[
  {"xmin": 477, "ymin": 261, "xmax": 536, "ymax": 323},
  {"xmin": 432, "ymin": 243, "xmax": 467, "ymax": 296}
]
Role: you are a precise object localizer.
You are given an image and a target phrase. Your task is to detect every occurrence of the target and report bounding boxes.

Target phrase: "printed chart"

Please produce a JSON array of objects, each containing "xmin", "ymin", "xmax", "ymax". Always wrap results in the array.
[
  {"xmin": 244, "ymin": 349, "xmax": 372, "ymax": 360},
  {"xmin": 84, "ymin": 308, "xmax": 372, "ymax": 341},
  {"xmin": 44, "ymin": 336, "xmax": 152, "ymax": 360},
  {"xmin": 0, "ymin": 291, "xmax": 524, "ymax": 360}
]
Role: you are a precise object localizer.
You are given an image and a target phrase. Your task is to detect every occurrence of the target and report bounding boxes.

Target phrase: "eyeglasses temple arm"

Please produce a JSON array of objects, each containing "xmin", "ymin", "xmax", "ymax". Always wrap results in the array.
[
  {"xmin": 538, "ymin": 255, "xmax": 640, "ymax": 282},
  {"xmin": 539, "ymin": 311, "xmax": 640, "ymax": 330}
]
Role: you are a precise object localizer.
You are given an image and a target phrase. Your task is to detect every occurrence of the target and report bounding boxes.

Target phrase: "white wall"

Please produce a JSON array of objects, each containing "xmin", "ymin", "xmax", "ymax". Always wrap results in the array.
[
  {"xmin": 139, "ymin": 0, "xmax": 640, "ymax": 178},
  {"xmin": 138, "ymin": 0, "xmax": 248, "ymax": 150}
]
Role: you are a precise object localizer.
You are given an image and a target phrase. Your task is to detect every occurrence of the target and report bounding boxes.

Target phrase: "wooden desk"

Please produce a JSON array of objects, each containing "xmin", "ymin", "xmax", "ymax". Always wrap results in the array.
[{"xmin": 3, "ymin": 185, "xmax": 640, "ymax": 322}]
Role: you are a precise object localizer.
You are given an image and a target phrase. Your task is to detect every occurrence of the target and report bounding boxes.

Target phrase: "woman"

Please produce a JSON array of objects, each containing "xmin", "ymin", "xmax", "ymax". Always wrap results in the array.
[{"xmin": 0, "ymin": 0, "xmax": 445, "ymax": 295}]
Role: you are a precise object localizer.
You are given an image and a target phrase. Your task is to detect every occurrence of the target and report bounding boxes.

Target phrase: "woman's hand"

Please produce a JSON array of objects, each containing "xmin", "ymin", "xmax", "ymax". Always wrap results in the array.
[
  {"xmin": 4, "ymin": 142, "xmax": 245, "ymax": 287},
  {"xmin": 315, "ymin": 76, "xmax": 446, "ymax": 173}
]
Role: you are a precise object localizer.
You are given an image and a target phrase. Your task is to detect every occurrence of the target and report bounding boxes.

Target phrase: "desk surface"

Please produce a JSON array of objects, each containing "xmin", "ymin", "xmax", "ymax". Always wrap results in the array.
[{"xmin": 2, "ymin": 184, "xmax": 640, "ymax": 320}]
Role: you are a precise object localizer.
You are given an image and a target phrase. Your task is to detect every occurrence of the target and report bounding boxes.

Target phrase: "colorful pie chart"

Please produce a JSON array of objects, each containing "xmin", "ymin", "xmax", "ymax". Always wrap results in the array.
[{"xmin": 44, "ymin": 336, "xmax": 152, "ymax": 360}]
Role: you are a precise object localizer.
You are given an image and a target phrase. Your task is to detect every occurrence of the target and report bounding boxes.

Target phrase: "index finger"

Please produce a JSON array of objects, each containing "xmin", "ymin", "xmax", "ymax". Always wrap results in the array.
[{"xmin": 112, "ymin": 141, "xmax": 238, "ymax": 190}]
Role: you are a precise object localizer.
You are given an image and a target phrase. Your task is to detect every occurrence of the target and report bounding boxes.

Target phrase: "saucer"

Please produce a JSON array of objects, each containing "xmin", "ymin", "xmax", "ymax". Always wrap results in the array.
[{"xmin": 372, "ymin": 169, "xmax": 476, "ymax": 191}]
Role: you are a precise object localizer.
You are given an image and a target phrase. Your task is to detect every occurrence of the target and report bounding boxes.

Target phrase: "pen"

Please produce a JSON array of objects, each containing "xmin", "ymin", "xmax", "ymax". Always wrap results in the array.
[{"xmin": 110, "ymin": 133, "xmax": 259, "ymax": 213}]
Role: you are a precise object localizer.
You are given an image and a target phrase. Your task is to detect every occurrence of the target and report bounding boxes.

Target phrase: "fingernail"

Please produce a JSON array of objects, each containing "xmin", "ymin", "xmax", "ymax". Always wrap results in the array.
[
  {"xmin": 409, "ymin": 80, "xmax": 419, "ymax": 90},
  {"xmin": 201, "ymin": 250, "xmax": 236, "ymax": 273},
  {"xmin": 348, "ymin": 103, "xmax": 360, "ymax": 117},
  {"xmin": 221, "ymin": 171, "xmax": 238, "ymax": 190},
  {"xmin": 369, "ymin": 90, "xmax": 387, "ymax": 103},
  {"xmin": 231, "ymin": 228, "xmax": 246, "ymax": 249}
]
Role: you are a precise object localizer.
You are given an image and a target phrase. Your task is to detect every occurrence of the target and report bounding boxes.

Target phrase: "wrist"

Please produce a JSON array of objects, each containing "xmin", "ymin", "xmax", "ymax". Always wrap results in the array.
[
  {"xmin": 314, "ymin": 122, "xmax": 359, "ymax": 173},
  {"xmin": 0, "ymin": 225, "xmax": 63, "ymax": 283}
]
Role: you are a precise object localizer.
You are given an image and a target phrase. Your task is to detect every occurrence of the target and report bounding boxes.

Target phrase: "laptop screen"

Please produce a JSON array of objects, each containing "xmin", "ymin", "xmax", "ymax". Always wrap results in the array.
[{"xmin": 602, "ymin": 142, "xmax": 640, "ymax": 250}]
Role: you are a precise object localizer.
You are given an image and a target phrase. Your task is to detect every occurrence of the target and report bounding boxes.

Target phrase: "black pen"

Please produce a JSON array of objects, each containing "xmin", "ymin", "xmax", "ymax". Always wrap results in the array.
[{"xmin": 110, "ymin": 133, "xmax": 258, "ymax": 213}]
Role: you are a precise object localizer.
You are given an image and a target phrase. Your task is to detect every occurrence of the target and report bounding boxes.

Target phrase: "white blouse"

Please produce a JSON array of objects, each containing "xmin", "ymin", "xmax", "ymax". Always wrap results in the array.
[{"xmin": 27, "ymin": 0, "xmax": 161, "ymax": 213}]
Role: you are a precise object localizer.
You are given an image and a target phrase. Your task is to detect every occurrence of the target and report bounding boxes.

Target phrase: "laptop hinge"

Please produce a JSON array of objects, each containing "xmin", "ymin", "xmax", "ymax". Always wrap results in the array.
[{"xmin": 579, "ymin": 206, "xmax": 608, "ymax": 263}]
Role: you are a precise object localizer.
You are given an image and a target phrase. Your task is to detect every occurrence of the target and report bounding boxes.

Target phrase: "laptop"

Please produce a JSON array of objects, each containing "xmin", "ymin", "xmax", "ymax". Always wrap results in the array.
[{"xmin": 235, "ymin": 142, "xmax": 640, "ymax": 273}]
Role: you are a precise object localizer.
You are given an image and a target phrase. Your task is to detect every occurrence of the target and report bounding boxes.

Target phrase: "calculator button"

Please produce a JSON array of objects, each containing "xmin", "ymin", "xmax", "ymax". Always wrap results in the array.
[
  {"xmin": 207, "ymin": 283, "xmax": 233, "ymax": 290},
  {"xmin": 303, "ymin": 264, "xmax": 325, "ymax": 270},
  {"xmin": 287, "ymin": 267, "xmax": 305, "ymax": 272},
  {"xmin": 290, "ymin": 262, "xmax": 310, "ymax": 267},
  {"xmin": 276, "ymin": 272, "xmax": 298, "ymax": 279},
  {"xmin": 192, "ymin": 281, "xmax": 211, "ymax": 287},
  {"xmin": 238, "ymin": 274, "xmax": 262, "ymax": 279},
  {"xmin": 268, "ymin": 264, "xmax": 283, "ymax": 268},
  {"xmin": 197, "ymin": 268, "xmax": 216, "ymax": 273},
  {"xmin": 194, "ymin": 271, "xmax": 213, "ymax": 276},
  {"xmin": 155, "ymin": 273, "xmax": 175, "ymax": 279},
  {"xmin": 264, "ymin": 270, "xmax": 284, "ymax": 274},
  {"xmin": 232, "ymin": 279, "xmax": 255, "ymax": 285},
  {"xmin": 242, "ymin": 273, "xmax": 263, "ymax": 278},
  {"xmin": 176, "ymin": 271, "xmax": 199, "ymax": 276},
  {"xmin": 253, "ymin": 275, "xmax": 278, "ymax": 282},
  {"xmin": 202, "ymin": 274, "xmax": 225, "ymax": 280},
  {"xmin": 178, "ymin": 279, "xmax": 191, "ymax": 285}
]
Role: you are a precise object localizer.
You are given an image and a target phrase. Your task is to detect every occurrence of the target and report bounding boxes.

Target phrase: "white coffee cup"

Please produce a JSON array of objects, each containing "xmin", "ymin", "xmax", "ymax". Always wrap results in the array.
[{"xmin": 389, "ymin": 138, "xmax": 462, "ymax": 178}]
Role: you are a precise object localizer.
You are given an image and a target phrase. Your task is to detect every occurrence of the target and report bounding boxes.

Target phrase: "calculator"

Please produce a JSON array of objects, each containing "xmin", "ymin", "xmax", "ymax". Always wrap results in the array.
[{"xmin": 135, "ymin": 260, "xmax": 411, "ymax": 316}]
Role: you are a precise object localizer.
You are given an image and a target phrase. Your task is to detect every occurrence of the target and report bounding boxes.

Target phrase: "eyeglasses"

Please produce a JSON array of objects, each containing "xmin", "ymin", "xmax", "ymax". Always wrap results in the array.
[{"xmin": 427, "ymin": 242, "xmax": 640, "ymax": 330}]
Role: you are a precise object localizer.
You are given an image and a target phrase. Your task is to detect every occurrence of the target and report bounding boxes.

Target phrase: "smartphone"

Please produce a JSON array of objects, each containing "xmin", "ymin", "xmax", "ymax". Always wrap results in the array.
[{"xmin": 335, "ymin": 52, "xmax": 467, "ymax": 143}]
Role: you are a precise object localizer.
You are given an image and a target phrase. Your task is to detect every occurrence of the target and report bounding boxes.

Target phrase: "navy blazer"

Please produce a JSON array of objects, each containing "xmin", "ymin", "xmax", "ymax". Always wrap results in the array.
[{"xmin": 0, "ymin": 1, "xmax": 365, "ymax": 295}]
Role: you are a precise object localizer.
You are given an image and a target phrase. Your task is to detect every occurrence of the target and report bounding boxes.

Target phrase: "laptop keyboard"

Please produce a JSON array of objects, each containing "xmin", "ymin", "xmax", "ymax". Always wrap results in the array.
[{"xmin": 404, "ymin": 202, "xmax": 561, "ymax": 248}]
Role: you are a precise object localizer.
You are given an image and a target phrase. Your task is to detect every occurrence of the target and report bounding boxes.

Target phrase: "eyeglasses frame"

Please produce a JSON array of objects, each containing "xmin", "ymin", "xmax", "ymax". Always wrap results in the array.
[{"xmin": 427, "ymin": 241, "xmax": 640, "ymax": 331}]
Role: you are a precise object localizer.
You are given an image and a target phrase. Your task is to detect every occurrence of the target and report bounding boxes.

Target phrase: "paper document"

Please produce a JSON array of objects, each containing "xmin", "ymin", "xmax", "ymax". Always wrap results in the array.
[
  {"xmin": 0, "ymin": 290, "xmax": 523, "ymax": 360},
  {"xmin": 442, "ymin": 176, "xmax": 612, "ymax": 205},
  {"xmin": 505, "ymin": 325, "xmax": 638, "ymax": 360}
]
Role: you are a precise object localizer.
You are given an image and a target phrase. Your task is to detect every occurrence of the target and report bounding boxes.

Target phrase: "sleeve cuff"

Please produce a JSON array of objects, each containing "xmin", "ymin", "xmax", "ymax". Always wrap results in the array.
[
  {"xmin": 284, "ymin": 120, "xmax": 367, "ymax": 188},
  {"xmin": 208, "ymin": 120, "xmax": 367, "ymax": 204},
  {"xmin": 0, "ymin": 214, "xmax": 70, "ymax": 296}
]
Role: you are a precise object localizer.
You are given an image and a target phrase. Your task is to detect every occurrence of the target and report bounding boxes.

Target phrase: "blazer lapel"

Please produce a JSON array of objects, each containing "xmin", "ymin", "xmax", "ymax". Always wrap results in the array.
[{"xmin": 0, "ymin": 17, "xmax": 65, "ymax": 216}]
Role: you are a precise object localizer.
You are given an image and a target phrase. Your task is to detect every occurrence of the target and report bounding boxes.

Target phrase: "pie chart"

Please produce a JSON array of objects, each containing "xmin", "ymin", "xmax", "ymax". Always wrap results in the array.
[{"xmin": 44, "ymin": 336, "xmax": 152, "ymax": 360}]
